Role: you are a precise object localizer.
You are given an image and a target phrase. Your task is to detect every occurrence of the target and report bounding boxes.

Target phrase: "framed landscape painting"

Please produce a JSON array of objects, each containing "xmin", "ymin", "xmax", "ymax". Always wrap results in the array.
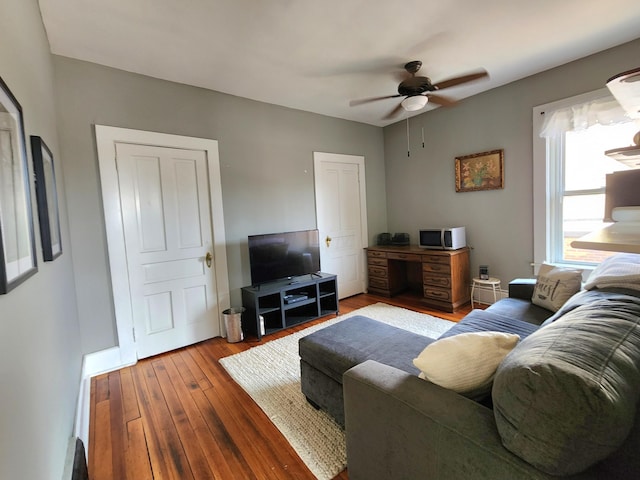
[
  {"xmin": 0, "ymin": 77, "xmax": 38, "ymax": 293},
  {"xmin": 31, "ymin": 136, "xmax": 62, "ymax": 261},
  {"xmin": 455, "ymin": 149, "xmax": 504, "ymax": 192}
]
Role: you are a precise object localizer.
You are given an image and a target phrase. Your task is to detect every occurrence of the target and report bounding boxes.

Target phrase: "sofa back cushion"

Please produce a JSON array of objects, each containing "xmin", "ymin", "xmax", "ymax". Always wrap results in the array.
[{"xmin": 492, "ymin": 295, "xmax": 640, "ymax": 476}]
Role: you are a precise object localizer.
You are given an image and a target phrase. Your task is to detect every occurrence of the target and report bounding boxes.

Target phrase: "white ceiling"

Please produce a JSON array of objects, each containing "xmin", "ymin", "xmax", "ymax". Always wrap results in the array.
[{"xmin": 38, "ymin": 0, "xmax": 640, "ymax": 127}]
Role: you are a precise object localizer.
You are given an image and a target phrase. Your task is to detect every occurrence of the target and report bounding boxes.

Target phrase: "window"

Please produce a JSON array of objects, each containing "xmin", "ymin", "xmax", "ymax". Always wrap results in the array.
[{"xmin": 533, "ymin": 89, "xmax": 637, "ymax": 273}]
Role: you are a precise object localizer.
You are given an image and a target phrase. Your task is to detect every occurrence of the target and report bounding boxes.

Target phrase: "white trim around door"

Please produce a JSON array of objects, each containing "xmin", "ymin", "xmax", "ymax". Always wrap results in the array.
[
  {"xmin": 95, "ymin": 125, "xmax": 230, "ymax": 368},
  {"xmin": 313, "ymin": 152, "xmax": 368, "ymax": 298}
]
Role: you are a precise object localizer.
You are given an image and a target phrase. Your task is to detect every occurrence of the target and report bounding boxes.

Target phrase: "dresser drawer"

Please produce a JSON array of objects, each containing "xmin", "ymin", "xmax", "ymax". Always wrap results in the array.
[
  {"xmin": 424, "ymin": 286, "xmax": 452, "ymax": 301},
  {"xmin": 422, "ymin": 254, "xmax": 451, "ymax": 265},
  {"xmin": 368, "ymin": 266, "xmax": 388, "ymax": 278},
  {"xmin": 422, "ymin": 262, "xmax": 452, "ymax": 275},
  {"xmin": 423, "ymin": 274, "xmax": 452, "ymax": 289},
  {"xmin": 368, "ymin": 257, "xmax": 387, "ymax": 267},
  {"xmin": 368, "ymin": 250, "xmax": 387, "ymax": 259},
  {"xmin": 368, "ymin": 276, "xmax": 389, "ymax": 289},
  {"xmin": 387, "ymin": 252, "xmax": 421, "ymax": 262}
]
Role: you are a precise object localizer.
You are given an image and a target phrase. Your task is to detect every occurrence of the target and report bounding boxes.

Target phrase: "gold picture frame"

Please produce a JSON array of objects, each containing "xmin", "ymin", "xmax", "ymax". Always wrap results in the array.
[{"xmin": 455, "ymin": 149, "xmax": 504, "ymax": 192}]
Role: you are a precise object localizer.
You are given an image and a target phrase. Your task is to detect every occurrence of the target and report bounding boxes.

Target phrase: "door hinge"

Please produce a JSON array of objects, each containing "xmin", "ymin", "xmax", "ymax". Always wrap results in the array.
[{"xmin": 132, "ymin": 327, "xmax": 136, "ymax": 342}]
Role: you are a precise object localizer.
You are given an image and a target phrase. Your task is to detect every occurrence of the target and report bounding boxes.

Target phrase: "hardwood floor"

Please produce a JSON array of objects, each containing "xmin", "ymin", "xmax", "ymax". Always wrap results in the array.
[{"xmin": 88, "ymin": 293, "xmax": 471, "ymax": 479}]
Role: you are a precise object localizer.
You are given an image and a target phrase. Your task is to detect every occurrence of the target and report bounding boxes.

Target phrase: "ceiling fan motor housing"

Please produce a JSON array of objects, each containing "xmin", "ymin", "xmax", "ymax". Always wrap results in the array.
[
  {"xmin": 399, "ymin": 61, "xmax": 434, "ymax": 96},
  {"xmin": 404, "ymin": 60, "xmax": 423, "ymax": 74},
  {"xmin": 398, "ymin": 77, "xmax": 433, "ymax": 96}
]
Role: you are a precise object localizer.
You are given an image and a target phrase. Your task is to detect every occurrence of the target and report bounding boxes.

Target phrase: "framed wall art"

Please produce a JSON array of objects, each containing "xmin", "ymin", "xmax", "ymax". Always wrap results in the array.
[
  {"xmin": 455, "ymin": 149, "xmax": 504, "ymax": 192},
  {"xmin": 0, "ymin": 76, "xmax": 38, "ymax": 293},
  {"xmin": 31, "ymin": 136, "xmax": 62, "ymax": 261}
]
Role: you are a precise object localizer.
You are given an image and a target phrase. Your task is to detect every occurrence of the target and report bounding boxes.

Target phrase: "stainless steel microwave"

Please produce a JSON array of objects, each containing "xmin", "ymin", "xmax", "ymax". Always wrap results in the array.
[{"xmin": 419, "ymin": 227, "xmax": 466, "ymax": 250}]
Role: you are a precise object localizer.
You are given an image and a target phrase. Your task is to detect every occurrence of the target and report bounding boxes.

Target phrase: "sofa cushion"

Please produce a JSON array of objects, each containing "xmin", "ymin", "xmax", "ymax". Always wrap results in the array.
[
  {"xmin": 438, "ymin": 308, "xmax": 540, "ymax": 340},
  {"xmin": 413, "ymin": 331, "xmax": 519, "ymax": 398},
  {"xmin": 492, "ymin": 296, "xmax": 640, "ymax": 476},
  {"xmin": 541, "ymin": 287, "xmax": 640, "ymax": 326},
  {"xmin": 299, "ymin": 315, "xmax": 434, "ymax": 384},
  {"xmin": 531, "ymin": 263, "xmax": 582, "ymax": 312},
  {"xmin": 485, "ymin": 297, "xmax": 552, "ymax": 326}
]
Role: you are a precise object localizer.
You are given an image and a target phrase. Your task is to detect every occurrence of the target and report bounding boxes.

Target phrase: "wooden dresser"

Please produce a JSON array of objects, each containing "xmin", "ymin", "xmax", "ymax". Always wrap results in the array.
[{"xmin": 367, "ymin": 245, "xmax": 470, "ymax": 312}]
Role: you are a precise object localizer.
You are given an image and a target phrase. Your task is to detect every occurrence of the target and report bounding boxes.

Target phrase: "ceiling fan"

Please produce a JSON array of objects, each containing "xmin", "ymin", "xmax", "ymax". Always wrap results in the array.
[{"xmin": 350, "ymin": 61, "xmax": 489, "ymax": 119}]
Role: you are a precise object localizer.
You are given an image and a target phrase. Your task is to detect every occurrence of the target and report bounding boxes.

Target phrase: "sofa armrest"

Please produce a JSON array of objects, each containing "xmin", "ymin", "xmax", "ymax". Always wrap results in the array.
[
  {"xmin": 343, "ymin": 360, "xmax": 557, "ymax": 480},
  {"xmin": 508, "ymin": 278, "xmax": 536, "ymax": 300}
]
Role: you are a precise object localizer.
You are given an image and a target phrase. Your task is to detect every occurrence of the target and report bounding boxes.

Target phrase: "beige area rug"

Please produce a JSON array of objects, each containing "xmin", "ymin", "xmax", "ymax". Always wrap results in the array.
[{"xmin": 219, "ymin": 302, "xmax": 455, "ymax": 479}]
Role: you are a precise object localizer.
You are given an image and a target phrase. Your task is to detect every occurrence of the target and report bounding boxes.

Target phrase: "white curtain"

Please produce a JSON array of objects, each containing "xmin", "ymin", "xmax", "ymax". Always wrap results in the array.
[{"xmin": 539, "ymin": 96, "xmax": 629, "ymax": 138}]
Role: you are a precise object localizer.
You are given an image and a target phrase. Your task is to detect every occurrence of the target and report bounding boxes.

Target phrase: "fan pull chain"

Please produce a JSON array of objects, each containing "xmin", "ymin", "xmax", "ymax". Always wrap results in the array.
[
  {"xmin": 422, "ymin": 126, "xmax": 425, "ymax": 148},
  {"xmin": 407, "ymin": 118, "xmax": 410, "ymax": 157}
]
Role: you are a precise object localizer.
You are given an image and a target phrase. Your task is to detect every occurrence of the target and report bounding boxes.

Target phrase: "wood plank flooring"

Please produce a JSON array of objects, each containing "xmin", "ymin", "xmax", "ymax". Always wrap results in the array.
[{"xmin": 88, "ymin": 293, "xmax": 471, "ymax": 479}]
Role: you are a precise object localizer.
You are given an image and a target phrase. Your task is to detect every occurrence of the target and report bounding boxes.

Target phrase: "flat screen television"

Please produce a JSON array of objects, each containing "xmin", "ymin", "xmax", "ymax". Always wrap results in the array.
[{"xmin": 248, "ymin": 229, "xmax": 321, "ymax": 285}]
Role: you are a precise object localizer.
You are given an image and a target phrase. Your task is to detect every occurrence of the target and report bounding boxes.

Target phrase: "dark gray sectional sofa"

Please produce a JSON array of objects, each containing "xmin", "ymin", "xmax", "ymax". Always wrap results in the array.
[
  {"xmin": 299, "ymin": 254, "xmax": 640, "ymax": 479},
  {"xmin": 299, "ymin": 279, "xmax": 549, "ymax": 427}
]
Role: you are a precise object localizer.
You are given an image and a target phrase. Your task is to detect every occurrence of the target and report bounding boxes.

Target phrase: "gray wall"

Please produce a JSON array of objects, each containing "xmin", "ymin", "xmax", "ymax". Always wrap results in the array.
[
  {"xmin": 0, "ymin": 5, "xmax": 636, "ymax": 477},
  {"xmin": 0, "ymin": 1, "xmax": 82, "ymax": 479},
  {"xmin": 52, "ymin": 56, "xmax": 386, "ymax": 354},
  {"xmin": 383, "ymin": 38, "xmax": 640, "ymax": 286}
]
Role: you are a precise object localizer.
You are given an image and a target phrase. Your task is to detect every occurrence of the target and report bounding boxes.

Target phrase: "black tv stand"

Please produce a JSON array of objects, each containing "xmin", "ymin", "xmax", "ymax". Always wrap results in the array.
[
  {"xmin": 241, "ymin": 272, "xmax": 338, "ymax": 340},
  {"xmin": 255, "ymin": 272, "xmax": 324, "ymax": 288}
]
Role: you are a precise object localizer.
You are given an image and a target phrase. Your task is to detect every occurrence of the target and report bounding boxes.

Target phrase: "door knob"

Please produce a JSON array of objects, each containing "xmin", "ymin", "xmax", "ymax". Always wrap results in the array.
[
  {"xmin": 326, "ymin": 236, "xmax": 332, "ymax": 247},
  {"xmin": 205, "ymin": 252, "xmax": 212, "ymax": 268}
]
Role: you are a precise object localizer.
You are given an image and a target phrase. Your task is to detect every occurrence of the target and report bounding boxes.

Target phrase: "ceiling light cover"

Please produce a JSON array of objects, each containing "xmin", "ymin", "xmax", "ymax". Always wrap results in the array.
[
  {"xmin": 607, "ymin": 67, "xmax": 640, "ymax": 119},
  {"xmin": 401, "ymin": 96, "xmax": 428, "ymax": 112}
]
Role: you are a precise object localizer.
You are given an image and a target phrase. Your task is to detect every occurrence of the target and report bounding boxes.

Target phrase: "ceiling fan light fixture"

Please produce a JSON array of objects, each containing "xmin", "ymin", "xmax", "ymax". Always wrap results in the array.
[{"xmin": 401, "ymin": 95, "xmax": 428, "ymax": 112}]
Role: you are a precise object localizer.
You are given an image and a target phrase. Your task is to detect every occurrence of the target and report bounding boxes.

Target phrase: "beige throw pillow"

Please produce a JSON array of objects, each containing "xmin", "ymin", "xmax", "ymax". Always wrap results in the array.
[
  {"xmin": 532, "ymin": 263, "xmax": 582, "ymax": 312},
  {"xmin": 413, "ymin": 331, "xmax": 520, "ymax": 395}
]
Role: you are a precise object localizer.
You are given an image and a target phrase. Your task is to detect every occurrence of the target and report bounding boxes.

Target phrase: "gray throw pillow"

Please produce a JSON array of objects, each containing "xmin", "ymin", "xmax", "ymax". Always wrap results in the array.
[{"xmin": 492, "ymin": 298, "xmax": 640, "ymax": 476}]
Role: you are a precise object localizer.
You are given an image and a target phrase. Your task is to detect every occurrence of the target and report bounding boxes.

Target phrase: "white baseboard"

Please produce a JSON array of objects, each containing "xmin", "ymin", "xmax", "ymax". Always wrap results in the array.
[
  {"xmin": 61, "ymin": 435, "xmax": 76, "ymax": 480},
  {"xmin": 74, "ymin": 375, "xmax": 91, "ymax": 459},
  {"xmin": 82, "ymin": 346, "xmax": 129, "ymax": 378},
  {"xmin": 74, "ymin": 346, "xmax": 137, "ymax": 458}
]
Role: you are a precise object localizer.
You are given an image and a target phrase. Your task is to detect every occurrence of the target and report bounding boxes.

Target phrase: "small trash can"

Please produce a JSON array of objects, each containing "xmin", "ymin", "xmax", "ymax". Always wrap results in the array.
[{"xmin": 222, "ymin": 307, "xmax": 245, "ymax": 343}]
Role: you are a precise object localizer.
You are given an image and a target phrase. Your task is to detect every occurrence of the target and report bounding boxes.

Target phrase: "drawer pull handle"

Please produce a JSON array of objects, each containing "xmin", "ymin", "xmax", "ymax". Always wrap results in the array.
[{"xmin": 427, "ymin": 291, "xmax": 447, "ymax": 299}]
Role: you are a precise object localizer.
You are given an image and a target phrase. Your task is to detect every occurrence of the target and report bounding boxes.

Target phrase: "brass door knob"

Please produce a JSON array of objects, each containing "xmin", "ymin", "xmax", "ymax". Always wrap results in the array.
[
  {"xmin": 205, "ymin": 252, "xmax": 212, "ymax": 268},
  {"xmin": 325, "ymin": 236, "xmax": 332, "ymax": 247}
]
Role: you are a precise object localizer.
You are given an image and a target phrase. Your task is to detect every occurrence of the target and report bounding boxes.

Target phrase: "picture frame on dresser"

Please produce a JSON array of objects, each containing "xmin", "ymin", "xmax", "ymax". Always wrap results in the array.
[
  {"xmin": 30, "ymin": 135, "xmax": 62, "ymax": 261},
  {"xmin": 0, "ymin": 76, "xmax": 38, "ymax": 294}
]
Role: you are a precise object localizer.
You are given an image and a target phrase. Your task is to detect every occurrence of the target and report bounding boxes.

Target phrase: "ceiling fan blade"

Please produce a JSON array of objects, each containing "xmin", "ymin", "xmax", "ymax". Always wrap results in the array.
[
  {"xmin": 432, "ymin": 70, "xmax": 489, "ymax": 90},
  {"xmin": 383, "ymin": 102, "xmax": 405, "ymax": 120},
  {"xmin": 350, "ymin": 94, "xmax": 402, "ymax": 107},
  {"xmin": 427, "ymin": 94, "xmax": 457, "ymax": 107}
]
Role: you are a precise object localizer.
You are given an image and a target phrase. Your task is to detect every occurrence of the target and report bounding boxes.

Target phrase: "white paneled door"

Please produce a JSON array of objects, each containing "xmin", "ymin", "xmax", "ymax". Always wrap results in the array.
[
  {"xmin": 314, "ymin": 152, "xmax": 367, "ymax": 299},
  {"xmin": 116, "ymin": 143, "xmax": 220, "ymax": 359}
]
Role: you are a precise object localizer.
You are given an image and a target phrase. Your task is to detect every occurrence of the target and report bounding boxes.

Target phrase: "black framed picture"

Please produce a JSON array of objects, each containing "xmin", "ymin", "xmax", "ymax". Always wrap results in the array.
[
  {"xmin": 0, "ymin": 76, "xmax": 38, "ymax": 293},
  {"xmin": 31, "ymin": 136, "xmax": 62, "ymax": 261}
]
